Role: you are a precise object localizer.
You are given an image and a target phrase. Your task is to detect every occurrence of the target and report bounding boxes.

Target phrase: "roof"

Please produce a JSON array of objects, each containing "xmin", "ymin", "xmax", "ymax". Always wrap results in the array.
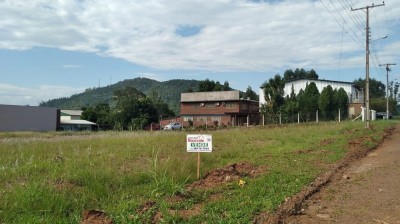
[
  {"xmin": 60, "ymin": 119, "xmax": 96, "ymax": 125},
  {"xmin": 181, "ymin": 91, "xmax": 240, "ymax": 102},
  {"xmin": 286, "ymin": 78, "xmax": 355, "ymax": 85},
  {"xmin": 260, "ymin": 78, "xmax": 356, "ymax": 88},
  {"xmin": 61, "ymin": 110, "xmax": 83, "ymax": 116}
]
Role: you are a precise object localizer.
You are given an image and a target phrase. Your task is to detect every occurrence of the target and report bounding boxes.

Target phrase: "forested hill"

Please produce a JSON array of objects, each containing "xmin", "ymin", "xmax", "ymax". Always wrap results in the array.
[{"xmin": 39, "ymin": 77, "xmax": 201, "ymax": 114}]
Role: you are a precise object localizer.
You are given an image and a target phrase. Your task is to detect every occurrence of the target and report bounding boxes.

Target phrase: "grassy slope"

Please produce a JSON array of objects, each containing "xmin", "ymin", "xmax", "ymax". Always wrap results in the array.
[{"xmin": 0, "ymin": 120, "xmax": 397, "ymax": 223}]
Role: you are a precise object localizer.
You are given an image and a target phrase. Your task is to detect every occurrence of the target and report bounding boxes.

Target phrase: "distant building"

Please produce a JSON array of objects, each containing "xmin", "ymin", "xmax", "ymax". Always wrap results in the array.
[
  {"xmin": 60, "ymin": 110, "xmax": 96, "ymax": 131},
  {"xmin": 179, "ymin": 90, "xmax": 260, "ymax": 127},
  {"xmin": 259, "ymin": 78, "xmax": 364, "ymax": 118},
  {"xmin": 0, "ymin": 104, "xmax": 60, "ymax": 131}
]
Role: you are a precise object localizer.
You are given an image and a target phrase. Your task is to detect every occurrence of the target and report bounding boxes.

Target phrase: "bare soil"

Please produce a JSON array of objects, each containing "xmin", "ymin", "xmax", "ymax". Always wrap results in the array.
[
  {"xmin": 186, "ymin": 162, "xmax": 267, "ymax": 190},
  {"xmin": 133, "ymin": 162, "xmax": 267, "ymax": 223},
  {"xmin": 81, "ymin": 210, "xmax": 113, "ymax": 224},
  {"xmin": 255, "ymin": 124, "xmax": 400, "ymax": 224}
]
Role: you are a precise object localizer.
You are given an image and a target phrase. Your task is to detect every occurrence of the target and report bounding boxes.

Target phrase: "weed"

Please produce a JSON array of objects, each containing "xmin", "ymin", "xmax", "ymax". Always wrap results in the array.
[{"xmin": 0, "ymin": 120, "xmax": 396, "ymax": 223}]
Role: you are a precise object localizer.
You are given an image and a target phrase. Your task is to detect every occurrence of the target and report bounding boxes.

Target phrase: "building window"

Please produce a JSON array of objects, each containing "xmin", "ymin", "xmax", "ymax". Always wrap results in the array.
[
  {"xmin": 196, "ymin": 116, "xmax": 207, "ymax": 122},
  {"xmin": 205, "ymin": 103, "xmax": 215, "ymax": 109},
  {"xmin": 225, "ymin": 103, "xmax": 236, "ymax": 109},
  {"xmin": 211, "ymin": 116, "xmax": 221, "ymax": 122},
  {"xmin": 183, "ymin": 116, "xmax": 193, "ymax": 122}
]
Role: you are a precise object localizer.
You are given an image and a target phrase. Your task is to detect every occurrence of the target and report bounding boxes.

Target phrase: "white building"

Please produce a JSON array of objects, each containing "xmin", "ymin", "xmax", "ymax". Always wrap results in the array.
[
  {"xmin": 259, "ymin": 78, "xmax": 364, "ymax": 118},
  {"xmin": 60, "ymin": 110, "xmax": 96, "ymax": 131}
]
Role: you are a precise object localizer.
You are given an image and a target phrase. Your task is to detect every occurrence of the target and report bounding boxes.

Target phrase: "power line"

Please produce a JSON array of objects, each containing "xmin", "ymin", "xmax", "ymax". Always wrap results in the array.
[
  {"xmin": 351, "ymin": 2, "xmax": 385, "ymax": 129},
  {"xmin": 338, "ymin": 0, "xmax": 365, "ymax": 33},
  {"xmin": 319, "ymin": 0, "xmax": 364, "ymax": 46}
]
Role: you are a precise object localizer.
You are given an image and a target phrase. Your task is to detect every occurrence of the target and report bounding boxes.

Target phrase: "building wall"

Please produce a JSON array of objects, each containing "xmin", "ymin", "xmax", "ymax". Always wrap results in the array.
[
  {"xmin": 260, "ymin": 79, "xmax": 364, "ymax": 117},
  {"xmin": 181, "ymin": 101, "xmax": 240, "ymax": 115},
  {"xmin": 348, "ymin": 103, "xmax": 363, "ymax": 118},
  {"xmin": 180, "ymin": 100, "xmax": 259, "ymax": 127},
  {"xmin": 0, "ymin": 105, "xmax": 59, "ymax": 131}
]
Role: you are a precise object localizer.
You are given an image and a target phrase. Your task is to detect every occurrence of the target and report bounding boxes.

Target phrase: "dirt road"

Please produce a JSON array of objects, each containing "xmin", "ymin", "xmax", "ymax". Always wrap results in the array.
[{"xmin": 284, "ymin": 124, "xmax": 400, "ymax": 223}]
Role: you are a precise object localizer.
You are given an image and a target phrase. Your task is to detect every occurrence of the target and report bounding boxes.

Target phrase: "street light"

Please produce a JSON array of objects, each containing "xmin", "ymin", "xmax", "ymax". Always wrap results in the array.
[{"xmin": 371, "ymin": 35, "xmax": 388, "ymax": 42}]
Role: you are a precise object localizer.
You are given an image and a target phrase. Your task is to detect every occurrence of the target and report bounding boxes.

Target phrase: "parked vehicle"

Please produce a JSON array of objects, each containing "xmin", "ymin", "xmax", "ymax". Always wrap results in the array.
[
  {"xmin": 164, "ymin": 122, "xmax": 182, "ymax": 130},
  {"xmin": 376, "ymin": 112, "xmax": 392, "ymax": 119}
]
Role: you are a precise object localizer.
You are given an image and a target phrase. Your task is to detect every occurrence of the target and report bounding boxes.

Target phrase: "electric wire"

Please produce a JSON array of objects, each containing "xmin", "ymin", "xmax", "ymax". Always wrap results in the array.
[
  {"xmin": 337, "ymin": 0, "xmax": 365, "ymax": 34},
  {"xmin": 319, "ymin": 0, "xmax": 364, "ymax": 47},
  {"xmin": 321, "ymin": 0, "xmax": 390, "ymax": 82}
]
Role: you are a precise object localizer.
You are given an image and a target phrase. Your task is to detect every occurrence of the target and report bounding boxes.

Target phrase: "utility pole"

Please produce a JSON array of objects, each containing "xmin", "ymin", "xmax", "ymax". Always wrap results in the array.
[
  {"xmin": 352, "ymin": 2, "xmax": 385, "ymax": 129},
  {"xmin": 379, "ymin": 63, "xmax": 396, "ymax": 119}
]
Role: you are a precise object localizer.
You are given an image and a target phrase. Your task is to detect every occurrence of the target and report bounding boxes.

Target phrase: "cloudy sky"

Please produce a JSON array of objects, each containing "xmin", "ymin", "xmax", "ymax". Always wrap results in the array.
[{"xmin": 1, "ymin": 0, "xmax": 399, "ymax": 106}]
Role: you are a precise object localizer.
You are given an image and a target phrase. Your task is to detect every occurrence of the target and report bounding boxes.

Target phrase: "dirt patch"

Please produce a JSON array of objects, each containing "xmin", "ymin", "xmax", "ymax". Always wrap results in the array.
[
  {"xmin": 253, "ymin": 126, "xmax": 395, "ymax": 224},
  {"xmin": 134, "ymin": 201, "xmax": 163, "ymax": 224},
  {"xmin": 186, "ymin": 162, "xmax": 267, "ymax": 190},
  {"xmin": 319, "ymin": 138, "xmax": 335, "ymax": 146},
  {"xmin": 135, "ymin": 162, "xmax": 266, "ymax": 222},
  {"xmin": 81, "ymin": 210, "xmax": 113, "ymax": 224}
]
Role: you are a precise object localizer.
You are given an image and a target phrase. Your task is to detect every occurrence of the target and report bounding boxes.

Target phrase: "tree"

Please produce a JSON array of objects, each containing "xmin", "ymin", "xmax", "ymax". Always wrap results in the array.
[
  {"xmin": 370, "ymin": 98, "xmax": 398, "ymax": 114},
  {"xmin": 294, "ymin": 68, "xmax": 306, "ymax": 79},
  {"xmin": 282, "ymin": 84, "xmax": 299, "ymax": 122},
  {"xmin": 242, "ymin": 86, "xmax": 259, "ymax": 101},
  {"xmin": 318, "ymin": 85, "xmax": 334, "ymax": 120},
  {"xmin": 261, "ymin": 74, "xmax": 285, "ymax": 123},
  {"xmin": 112, "ymin": 86, "xmax": 158, "ymax": 130},
  {"xmin": 306, "ymin": 69, "xmax": 319, "ymax": 79},
  {"xmin": 334, "ymin": 88, "xmax": 349, "ymax": 119},
  {"xmin": 354, "ymin": 78, "xmax": 385, "ymax": 99},
  {"xmin": 283, "ymin": 69, "xmax": 295, "ymax": 82},
  {"xmin": 388, "ymin": 80, "xmax": 400, "ymax": 101},
  {"xmin": 283, "ymin": 68, "xmax": 318, "ymax": 82},
  {"xmin": 213, "ymin": 81, "xmax": 223, "ymax": 91},
  {"xmin": 147, "ymin": 90, "xmax": 175, "ymax": 118},
  {"xmin": 298, "ymin": 82, "xmax": 320, "ymax": 121},
  {"xmin": 81, "ymin": 103, "xmax": 112, "ymax": 129},
  {"xmin": 198, "ymin": 79, "xmax": 231, "ymax": 92},
  {"xmin": 223, "ymin": 81, "xmax": 230, "ymax": 91}
]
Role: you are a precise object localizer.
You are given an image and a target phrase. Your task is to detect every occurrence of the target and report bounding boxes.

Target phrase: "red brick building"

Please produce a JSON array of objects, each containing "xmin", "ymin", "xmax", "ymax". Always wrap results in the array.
[{"xmin": 179, "ymin": 91, "xmax": 260, "ymax": 127}]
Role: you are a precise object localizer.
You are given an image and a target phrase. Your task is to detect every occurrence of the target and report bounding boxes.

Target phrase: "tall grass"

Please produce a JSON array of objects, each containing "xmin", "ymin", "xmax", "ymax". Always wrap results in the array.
[{"xmin": 0, "ymin": 120, "xmax": 397, "ymax": 223}]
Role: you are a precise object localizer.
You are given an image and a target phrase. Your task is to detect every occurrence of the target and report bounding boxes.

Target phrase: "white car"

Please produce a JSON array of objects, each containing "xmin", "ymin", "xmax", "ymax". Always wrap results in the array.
[{"xmin": 164, "ymin": 122, "xmax": 182, "ymax": 130}]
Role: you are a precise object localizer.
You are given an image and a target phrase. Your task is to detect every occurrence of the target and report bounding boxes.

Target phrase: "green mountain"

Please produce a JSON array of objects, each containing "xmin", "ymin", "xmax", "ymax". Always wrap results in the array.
[{"xmin": 39, "ymin": 77, "xmax": 201, "ymax": 114}]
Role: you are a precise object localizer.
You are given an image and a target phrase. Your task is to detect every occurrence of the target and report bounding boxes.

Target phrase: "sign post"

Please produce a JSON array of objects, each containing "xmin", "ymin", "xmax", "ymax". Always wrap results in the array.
[{"xmin": 186, "ymin": 134, "xmax": 212, "ymax": 179}]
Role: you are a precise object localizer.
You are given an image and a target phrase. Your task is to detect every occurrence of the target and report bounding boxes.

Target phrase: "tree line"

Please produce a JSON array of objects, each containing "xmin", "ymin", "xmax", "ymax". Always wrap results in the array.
[
  {"xmin": 261, "ymin": 73, "xmax": 348, "ymax": 123},
  {"xmin": 80, "ymin": 78, "xmax": 260, "ymax": 130},
  {"xmin": 261, "ymin": 68, "xmax": 399, "ymax": 124},
  {"xmin": 81, "ymin": 86, "xmax": 175, "ymax": 130}
]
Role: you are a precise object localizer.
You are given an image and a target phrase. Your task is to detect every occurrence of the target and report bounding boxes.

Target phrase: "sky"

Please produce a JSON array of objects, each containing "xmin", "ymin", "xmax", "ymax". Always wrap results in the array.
[{"xmin": 1, "ymin": 0, "xmax": 399, "ymax": 106}]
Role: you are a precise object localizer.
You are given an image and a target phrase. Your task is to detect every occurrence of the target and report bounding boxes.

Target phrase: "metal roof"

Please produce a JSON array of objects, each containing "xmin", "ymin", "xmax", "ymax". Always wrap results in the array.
[
  {"xmin": 61, "ymin": 110, "xmax": 83, "ymax": 116},
  {"xmin": 60, "ymin": 119, "xmax": 96, "ymax": 125}
]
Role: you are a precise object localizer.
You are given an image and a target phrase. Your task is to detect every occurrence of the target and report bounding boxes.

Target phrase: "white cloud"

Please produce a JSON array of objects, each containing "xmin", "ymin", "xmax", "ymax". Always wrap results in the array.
[
  {"xmin": 0, "ymin": 83, "xmax": 85, "ymax": 106},
  {"xmin": 0, "ymin": 0, "xmax": 398, "ymax": 72}
]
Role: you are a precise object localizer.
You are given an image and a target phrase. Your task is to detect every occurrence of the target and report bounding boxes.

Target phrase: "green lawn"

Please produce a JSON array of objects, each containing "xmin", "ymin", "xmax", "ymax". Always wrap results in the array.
[{"xmin": 0, "ymin": 120, "xmax": 397, "ymax": 223}]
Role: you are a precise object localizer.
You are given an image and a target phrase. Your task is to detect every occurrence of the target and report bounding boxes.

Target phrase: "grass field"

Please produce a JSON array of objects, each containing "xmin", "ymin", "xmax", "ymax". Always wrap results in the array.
[{"xmin": 0, "ymin": 120, "xmax": 397, "ymax": 223}]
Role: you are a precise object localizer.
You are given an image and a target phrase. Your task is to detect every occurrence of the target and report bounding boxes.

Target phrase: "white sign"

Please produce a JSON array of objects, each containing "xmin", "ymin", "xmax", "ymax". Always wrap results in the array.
[{"xmin": 186, "ymin": 134, "xmax": 212, "ymax": 152}]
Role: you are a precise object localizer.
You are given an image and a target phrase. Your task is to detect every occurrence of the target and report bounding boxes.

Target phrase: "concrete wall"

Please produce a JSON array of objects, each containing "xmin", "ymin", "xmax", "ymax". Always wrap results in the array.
[{"xmin": 0, "ymin": 104, "xmax": 59, "ymax": 131}]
